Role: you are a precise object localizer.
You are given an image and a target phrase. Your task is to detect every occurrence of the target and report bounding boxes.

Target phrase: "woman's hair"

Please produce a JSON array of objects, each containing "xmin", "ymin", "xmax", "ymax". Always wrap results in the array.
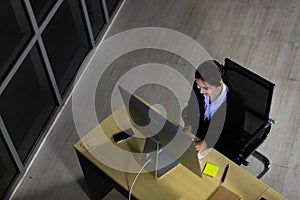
[{"xmin": 195, "ymin": 60, "xmax": 223, "ymax": 86}]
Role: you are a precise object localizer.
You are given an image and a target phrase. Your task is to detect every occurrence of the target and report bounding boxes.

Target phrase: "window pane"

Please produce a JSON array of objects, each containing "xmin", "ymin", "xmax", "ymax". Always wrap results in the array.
[
  {"xmin": 29, "ymin": 0, "xmax": 56, "ymax": 25},
  {"xmin": 105, "ymin": 0, "xmax": 121, "ymax": 16},
  {"xmin": 0, "ymin": 133, "xmax": 18, "ymax": 200},
  {"xmin": 42, "ymin": 0, "xmax": 90, "ymax": 95},
  {"xmin": 0, "ymin": 44, "xmax": 57, "ymax": 163},
  {"xmin": 85, "ymin": 0, "xmax": 106, "ymax": 39},
  {"xmin": 0, "ymin": 0, "xmax": 33, "ymax": 83}
]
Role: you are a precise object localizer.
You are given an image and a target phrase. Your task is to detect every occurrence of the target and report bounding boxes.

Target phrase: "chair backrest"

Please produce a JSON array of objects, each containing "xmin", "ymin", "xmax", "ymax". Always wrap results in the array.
[
  {"xmin": 223, "ymin": 58, "xmax": 275, "ymax": 119},
  {"xmin": 223, "ymin": 58, "xmax": 275, "ymax": 134}
]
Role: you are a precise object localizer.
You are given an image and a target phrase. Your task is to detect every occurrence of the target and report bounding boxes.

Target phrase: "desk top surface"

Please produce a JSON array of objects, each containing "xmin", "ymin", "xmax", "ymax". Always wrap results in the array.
[{"xmin": 74, "ymin": 105, "xmax": 286, "ymax": 200}]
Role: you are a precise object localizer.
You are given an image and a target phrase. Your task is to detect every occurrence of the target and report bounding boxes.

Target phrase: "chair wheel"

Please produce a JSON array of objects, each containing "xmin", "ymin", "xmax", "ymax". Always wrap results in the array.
[{"xmin": 241, "ymin": 159, "xmax": 250, "ymax": 166}]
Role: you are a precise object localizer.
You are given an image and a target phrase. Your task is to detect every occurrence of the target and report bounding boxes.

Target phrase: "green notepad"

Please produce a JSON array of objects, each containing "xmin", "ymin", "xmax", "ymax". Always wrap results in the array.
[{"xmin": 203, "ymin": 162, "xmax": 219, "ymax": 177}]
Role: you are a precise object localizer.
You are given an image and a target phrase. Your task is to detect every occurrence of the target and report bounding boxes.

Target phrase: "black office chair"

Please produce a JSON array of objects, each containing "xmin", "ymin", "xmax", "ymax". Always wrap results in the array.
[{"xmin": 222, "ymin": 58, "xmax": 275, "ymax": 179}]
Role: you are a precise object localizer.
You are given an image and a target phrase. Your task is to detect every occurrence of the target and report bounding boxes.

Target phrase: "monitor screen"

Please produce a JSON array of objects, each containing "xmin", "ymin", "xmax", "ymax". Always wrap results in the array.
[
  {"xmin": 119, "ymin": 86, "xmax": 177, "ymax": 148},
  {"xmin": 118, "ymin": 86, "xmax": 202, "ymax": 178}
]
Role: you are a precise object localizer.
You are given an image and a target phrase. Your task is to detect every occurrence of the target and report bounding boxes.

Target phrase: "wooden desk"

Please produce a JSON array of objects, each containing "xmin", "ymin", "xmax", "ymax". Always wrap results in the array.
[
  {"xmin": 258, "ymin": 188, "xmax": 287, "ymax": 200},
  {"xmin": 74, "ymin": 106, "xmax": 286, "ymax": 200}
]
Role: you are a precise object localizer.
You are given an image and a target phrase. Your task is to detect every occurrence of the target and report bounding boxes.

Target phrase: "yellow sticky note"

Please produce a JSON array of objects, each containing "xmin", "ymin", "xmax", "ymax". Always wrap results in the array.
[{"xmin": 203, "ymin": 162, "xmax": 219, "ymax": 177}]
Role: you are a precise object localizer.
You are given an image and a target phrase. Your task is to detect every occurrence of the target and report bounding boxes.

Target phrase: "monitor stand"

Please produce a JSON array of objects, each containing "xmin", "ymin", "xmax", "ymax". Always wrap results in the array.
[{"xmin": 142, "ymin": 137, "xmax": 178, "ymax": 179}]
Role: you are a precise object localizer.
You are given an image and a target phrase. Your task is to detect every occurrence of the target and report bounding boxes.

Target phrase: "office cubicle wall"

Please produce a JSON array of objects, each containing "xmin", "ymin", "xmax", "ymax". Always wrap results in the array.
[{"xmin": 0, "ymin": 0, "xmax": 123, "ymax": 198}]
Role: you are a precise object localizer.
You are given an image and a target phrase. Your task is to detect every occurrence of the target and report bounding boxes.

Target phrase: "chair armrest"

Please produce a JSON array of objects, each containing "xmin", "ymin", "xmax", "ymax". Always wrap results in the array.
[{"xmin": 240, "ymin": 119, "xmax": 275, "ymax": 154}]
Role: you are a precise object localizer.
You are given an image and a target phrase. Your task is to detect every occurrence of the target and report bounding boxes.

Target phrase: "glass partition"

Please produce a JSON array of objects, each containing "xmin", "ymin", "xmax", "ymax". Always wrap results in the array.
[
  {"xmin": 105, "ymin": 0, "xmax": 121, "ymax": 16},
  {"xmin": 42, "ymin": 0, "xmax": 90, "ymax": 95},
  {"xmin": 0, "ymin": 133, "xmax": 18, "ymax": 200},
  {"xmin": 29, "ymin": 0, "xmax": 57, "ymax": 25},
  {"xmin": 0, "ymin": 44, "xmax": 57, "ymax": 162},
  {"xmin": 0, "ymin": 0, "xmax": 33, "ymax": 83},
  {"xmin": 85, "ymin": 0, "xmax": 106, "ymax": 39}
]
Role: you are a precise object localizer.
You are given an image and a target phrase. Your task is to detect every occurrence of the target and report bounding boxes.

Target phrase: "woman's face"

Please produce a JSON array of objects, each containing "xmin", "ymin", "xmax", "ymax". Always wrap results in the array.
[{"xmin": 195, "ymin": 78, "xmax": 222, "ymax": 102}]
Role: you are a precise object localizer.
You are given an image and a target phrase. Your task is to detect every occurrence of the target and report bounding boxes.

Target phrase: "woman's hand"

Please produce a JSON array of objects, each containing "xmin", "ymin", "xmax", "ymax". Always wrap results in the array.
[
  {"xmin": 183, "ymin": 125, "xmax": 207, "ymax": 152},
  {"xmin": 195, "ymin": 140, "xmax": 207, "ymax": 153}
]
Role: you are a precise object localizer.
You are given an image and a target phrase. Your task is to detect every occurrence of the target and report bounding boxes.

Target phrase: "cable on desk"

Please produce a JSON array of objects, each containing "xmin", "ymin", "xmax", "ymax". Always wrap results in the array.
[{"xmin": 129, "ymin": 159, "xmax": 152, "ymax": 200}]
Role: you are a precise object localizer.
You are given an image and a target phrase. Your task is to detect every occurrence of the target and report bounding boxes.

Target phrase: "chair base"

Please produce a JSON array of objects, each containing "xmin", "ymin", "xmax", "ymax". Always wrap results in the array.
[{"xmin": 252, "ymin": 150, "xmax": 271, "ymax": 179}]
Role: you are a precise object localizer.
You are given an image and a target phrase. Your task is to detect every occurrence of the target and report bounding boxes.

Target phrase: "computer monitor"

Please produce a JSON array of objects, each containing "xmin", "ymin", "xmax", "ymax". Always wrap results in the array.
[{"xmin": 118, "ymin": 86, "xmax": 202, "ymax": 178}]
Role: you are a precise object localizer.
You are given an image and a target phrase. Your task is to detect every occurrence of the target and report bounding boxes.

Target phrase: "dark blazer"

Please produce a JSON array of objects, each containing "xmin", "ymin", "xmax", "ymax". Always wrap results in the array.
[{"xmin": 182, "ymin": 81, "xmax": 246, "ymax": 163}]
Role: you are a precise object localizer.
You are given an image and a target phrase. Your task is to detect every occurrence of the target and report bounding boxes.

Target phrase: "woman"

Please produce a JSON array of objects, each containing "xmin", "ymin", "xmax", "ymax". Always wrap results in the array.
[{"xmin": 182, "ymin": 60, "xmax": 246, "ymax": 163}]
